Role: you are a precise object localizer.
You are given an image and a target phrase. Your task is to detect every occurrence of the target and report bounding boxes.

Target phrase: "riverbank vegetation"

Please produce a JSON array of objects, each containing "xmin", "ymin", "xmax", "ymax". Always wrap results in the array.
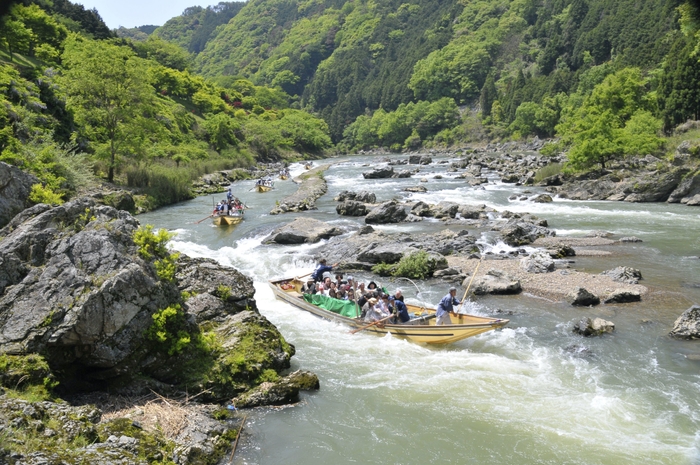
[{"xmin": 0, "ymin": 0, "xmax": 331, "ymax": 209}]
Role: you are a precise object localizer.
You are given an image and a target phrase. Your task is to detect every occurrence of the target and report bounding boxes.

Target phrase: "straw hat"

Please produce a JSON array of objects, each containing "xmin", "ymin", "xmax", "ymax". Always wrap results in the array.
[{"xmin": 368, "ymin": 298, "xmax": 378, "ymax": 305}]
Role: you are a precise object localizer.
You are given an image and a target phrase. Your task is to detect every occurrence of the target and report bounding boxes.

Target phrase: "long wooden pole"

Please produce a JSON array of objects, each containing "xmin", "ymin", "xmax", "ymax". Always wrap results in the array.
[
  {"xmin": 229, "ymin": 414, "xmax": 247, "ymax": 463},
  {"xmin": 195, "ymin": 213, "xmax": 214, "ymax": 224},
  {"xmin": 350, "ymin": 314, "xmax": 393, "ymax": 334},
  {"xmin": 457, "ymin": 257, "xmax": 483, "ymax": 313}
]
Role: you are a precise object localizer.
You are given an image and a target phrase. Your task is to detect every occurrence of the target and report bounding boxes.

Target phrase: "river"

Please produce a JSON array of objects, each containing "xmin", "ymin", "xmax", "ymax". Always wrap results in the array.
[{"xmin": 139, "ymin": 153, "xmax": 700, "ymax": 465}]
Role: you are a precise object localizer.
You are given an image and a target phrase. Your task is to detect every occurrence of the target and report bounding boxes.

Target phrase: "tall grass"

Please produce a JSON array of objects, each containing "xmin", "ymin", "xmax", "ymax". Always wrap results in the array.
[
  {"xmin": 125, "ymin": 152, "xmax": 254, "ymax": 208},
  {"xmin": 534, "ymin": 162, "xmax": 563, "ymax": 183}
]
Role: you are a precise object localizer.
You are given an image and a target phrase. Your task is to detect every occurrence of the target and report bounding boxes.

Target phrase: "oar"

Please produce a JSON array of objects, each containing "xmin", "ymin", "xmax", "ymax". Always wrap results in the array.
[
  {"xmin": 195, "ymin": 214, "xmax": 214, "ymax": 224},
  {"xmin": 457, "ymin": 256, "xmax": 483, "ymax": 314},
  {"xmin": 350, "ymin": 314, "xmax": 393, "ymax": 334},
  {"xmin": 229, "ymin": 413, "xmax": 247, "ymax": 463}
]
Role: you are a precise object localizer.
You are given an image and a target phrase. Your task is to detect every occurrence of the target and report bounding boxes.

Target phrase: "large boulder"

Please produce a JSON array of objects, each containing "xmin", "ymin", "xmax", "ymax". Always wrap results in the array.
[
  {"xmin": 602, "ymin": 289, "xmax": 642, "ymax": 303},
  {"xmin": 362, "ymin": 166, "xmax": 394, "ymax": 179},
  {"xmin": 600, "ymin": 266, "xmax": 642, "ymax": 284},
  {"xmin": 0, "ymin": 162, "xmax": 39, "ymax": 228},
  {"xmin": 468, "ymin": 270, "xmax": 522, "ymax": 295},
  {"xmin": 520, "ymin": 251, "xmax": 555, "ymax": 273},
  {"xmin": 264, "ymin": 217, "xmax": 342, "ymax": 244},
  {"xmin": 500, "ymin": 218, "xmax": 554, "ymax": 246},
  {"xmin": 0, "ymin": 198, "xmax": 296, "ymax": 400},
  {"xmin": 567, "ymin": 288, "xmax": 600, "ymax": 306},
  {"xmin": 336, "ymin": 200, "xmax": 369, "ymax": 216},
  {"xmin": 670, "ymin": 305, "xmax": 700, "ymax": 339},
  {"xmin": 365, "ymin": 200, "xmax": 408, "ymax": 224},
  {"xmin": 624, "ymin": 168, "xmax": 686, "ymax": 202}
]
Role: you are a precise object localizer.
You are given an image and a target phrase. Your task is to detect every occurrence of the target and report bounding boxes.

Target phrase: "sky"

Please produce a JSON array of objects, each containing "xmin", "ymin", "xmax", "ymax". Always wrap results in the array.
[{"xmin": 74, "ymin": 1, "xmax": 229, "ymax": 29}]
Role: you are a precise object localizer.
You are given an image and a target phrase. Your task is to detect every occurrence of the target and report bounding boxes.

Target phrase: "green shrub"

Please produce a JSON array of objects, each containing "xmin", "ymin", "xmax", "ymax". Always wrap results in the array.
[
  {"xmin": 0, "ymin": 354, "xmax": 58, "ymax": 401},
  {"xmin": 146, "ymin": 304, "xmax": 191, "ymax": 356},
  {"xmin": 392, "ymin": 250, "xmax": 437, "ymax": 279},
  {"xmin": 28, "ymin": 183, "xmax": 64, "ymax": 205},
  {"xmin": 371, "ymin": 263, "xmax": 396, "ymax": 276},
  {"xmin": 533, "ymin": 163, "xmax": 563, "ymax": 183},
  {"xmin": 133, "ymin": 225, "xmax": 180, "ymax": 282},
  {"xmin": 216, "ymin": 284, "xmax": 232, "ymax": 301}
]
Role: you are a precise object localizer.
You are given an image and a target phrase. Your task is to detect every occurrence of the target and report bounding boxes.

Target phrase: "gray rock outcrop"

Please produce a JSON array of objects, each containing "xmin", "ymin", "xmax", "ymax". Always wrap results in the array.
[
  {"xmin": 573, "ymin": 317, "xmax": 615, "ymax": 336},
  {"xmin": 520, "ymin": 250, "xmax": 555, "ymax": 273},
  {"xmin": 669, "ymin": 305, "xmax": 700, "ymax": 339},
  {"xmin": 264, "ymin": 217, "xmax": 343, "ymax": 244},
  {"xmin": 0, "ymin": 197, "xmax": 304, "ymax": 402},
  {"xmin": 270, "ymin": 165, "xmax": 328, "ymax": 214},
  {"xmin": 365, "ymin": 200, "xmax": 408, "ymax": 224},
  {"xmin": 469, "ymin": 270, "xmax": 522, "ymax": 295},
  {"xmin": 600, "ymin": 266, "xmax": 642, "ymax": 284},
  {"xmin": 337, "ymin": 200, "xmax": 369, "ymax": 216},
  {"xmin": 0, "ymin": 161, "xmax": 39, "ymax": 228},
  {"xmin": 568, "ymin": 288, "xmax": 600, "ymax": 306},
  {"xmin": 362, "ymin": 166, "xmax": 394, "ymax": 179}
]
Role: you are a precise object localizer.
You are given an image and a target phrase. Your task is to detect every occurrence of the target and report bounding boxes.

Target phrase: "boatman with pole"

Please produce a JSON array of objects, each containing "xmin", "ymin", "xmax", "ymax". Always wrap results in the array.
[{"xmin": 435, "ymin": 286, "xmax": 461, "ymax": 325}]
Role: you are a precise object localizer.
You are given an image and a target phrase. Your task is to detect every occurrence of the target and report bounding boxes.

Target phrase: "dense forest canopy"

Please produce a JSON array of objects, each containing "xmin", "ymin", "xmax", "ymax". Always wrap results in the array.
[
  {"xmin": 0, "ymin": 0, "xmax": 331, "ymax": 209},
  {"xmin": 3, "ymin": 0, "xmax": 700, "ymax": 206}
]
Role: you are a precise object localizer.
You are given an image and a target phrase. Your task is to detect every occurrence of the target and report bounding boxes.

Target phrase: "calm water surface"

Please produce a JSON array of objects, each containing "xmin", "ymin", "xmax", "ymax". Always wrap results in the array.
[{"xmin": 140, "ymin": 154, "xmax": 700, "ymax": 464}]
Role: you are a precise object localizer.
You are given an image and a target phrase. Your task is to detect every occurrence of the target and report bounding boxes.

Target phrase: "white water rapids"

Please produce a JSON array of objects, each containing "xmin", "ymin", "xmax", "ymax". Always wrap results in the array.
[{"xmin": 140, "ymin": 154, "xmax": 700, "ymax": 464}]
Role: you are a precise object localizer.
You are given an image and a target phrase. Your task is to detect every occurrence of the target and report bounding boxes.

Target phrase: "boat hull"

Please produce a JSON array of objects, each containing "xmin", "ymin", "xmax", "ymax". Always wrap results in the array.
[
  {"xmin": 212, "ymin": 213, "xmax": 243, "ymax": 226},
  {"xmin": 256, "ymin": 184, "xmax": 272, "ymax": 192},
  {"xmin": 269, "ymin": 278, "xmax": 508, "ymax": 344},
  {"xmin": 279, "ymin": 175, "xmax": 288, "ymax": 180}
]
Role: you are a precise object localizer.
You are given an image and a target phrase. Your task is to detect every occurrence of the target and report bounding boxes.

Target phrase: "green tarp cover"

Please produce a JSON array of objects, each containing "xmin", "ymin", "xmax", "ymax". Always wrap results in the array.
[{"xmin": 303, "ymin": 293, "xmax": 359, "ymax": 318}]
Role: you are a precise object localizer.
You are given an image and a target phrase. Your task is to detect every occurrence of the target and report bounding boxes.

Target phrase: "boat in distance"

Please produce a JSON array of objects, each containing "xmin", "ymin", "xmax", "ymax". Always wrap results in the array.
[
  {"xmin": 212, "ymin": 211, "xmax": 243, "ymax": 226},
  {"xmin": 269, "ymin": 277, "xmax": 509, "ymax": 344}
]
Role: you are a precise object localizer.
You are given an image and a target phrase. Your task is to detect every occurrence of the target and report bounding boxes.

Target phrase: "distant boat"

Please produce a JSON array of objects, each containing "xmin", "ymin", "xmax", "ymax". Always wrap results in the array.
[
  {"xmin": 304, "ymin": 163, "xmax": 312, "ymax": 170},
  {"xmin": 256, "ymin": 183, "xmax": 273, "ymax": 192},
  {"xmin": 269, "ymin": 277, "xmax": 509, "ymax": 344},
  {"xmin": 279, "ymin": 174, "xmax": 288, "ymax": 180},
  {"xmin": 212, "ymin": 210, "xmax": 244, "ymax": 226}
]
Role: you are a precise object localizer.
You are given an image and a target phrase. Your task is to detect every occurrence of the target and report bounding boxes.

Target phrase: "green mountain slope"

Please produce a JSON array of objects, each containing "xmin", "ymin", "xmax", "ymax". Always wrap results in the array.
[
  {"xmin": 192, "ymin": 0, "xmax": 684, "ymax": 142},
  {"xmin": 154, "ymin": 2, "xmax": 245, "ymax": 54}
]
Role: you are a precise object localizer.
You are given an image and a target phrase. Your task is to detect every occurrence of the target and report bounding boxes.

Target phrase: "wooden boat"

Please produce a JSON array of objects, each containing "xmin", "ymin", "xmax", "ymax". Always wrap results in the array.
[
  {"xmin": 256, "ymin": 184, "xmax": 273, "ymax": 193},
  {"xmin": 279, "ymin": 174, "xmax": 288, "ymax": 180},
  {"xmin": 304, "ymin": 164, "xmax": 312, "ymax": 170},
  {"xmin": 212, "ymin": 211, "xmax": 244, "ymax": 226},
  {"xmin": 269, "ymin": 277, "xmax": 509, "ymax": 344}
]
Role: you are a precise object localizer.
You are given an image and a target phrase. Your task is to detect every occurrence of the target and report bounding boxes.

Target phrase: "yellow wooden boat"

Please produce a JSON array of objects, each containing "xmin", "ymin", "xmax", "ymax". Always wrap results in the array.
[
  {"xmin": 269, "ymin": 277, "xmax": 509, "ymax": 344},
  {"xmin": 304, "ymin": 164, "xmax": 312, "ymax": 170},
  {"xmin": 280, "ymin": 175, "xmax": 288, "ymax": 180},
  {"xmin": 256, "ymin": 184, "xmax": 272, "ymax": 192},
  {"xmin": 212, "ymin": 211, "xmax": 244, "ymax": 226}
]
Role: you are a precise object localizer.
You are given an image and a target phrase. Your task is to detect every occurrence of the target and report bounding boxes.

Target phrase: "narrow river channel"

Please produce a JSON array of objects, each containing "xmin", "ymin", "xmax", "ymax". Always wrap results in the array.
[{"xmin": 140, "ymin": 152, "xmax": 700, "ymax": 465}]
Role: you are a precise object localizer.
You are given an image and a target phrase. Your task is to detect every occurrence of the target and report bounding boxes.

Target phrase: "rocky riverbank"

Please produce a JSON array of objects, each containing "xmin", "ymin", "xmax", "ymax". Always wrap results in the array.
[
  {"xmin": 0, "ymin": 197, "xmax": 318, "ymax": 463},
  {"xmin": 269, "ymin": 164, "xmax": 330, "ymax": 214}
]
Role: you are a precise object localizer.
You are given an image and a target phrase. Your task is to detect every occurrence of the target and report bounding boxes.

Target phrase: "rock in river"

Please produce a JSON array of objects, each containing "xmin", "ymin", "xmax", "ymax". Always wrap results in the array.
[
  {"xmin": 669, "ymin": 305, "xmax": 700, "ymax": 339},
  {"xmin": 265, "ymin": 217, "xmax": 343, "ymax": 244}
]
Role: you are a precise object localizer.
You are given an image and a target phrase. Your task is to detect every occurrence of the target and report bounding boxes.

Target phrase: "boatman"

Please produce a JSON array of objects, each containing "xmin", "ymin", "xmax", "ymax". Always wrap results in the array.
[
  {"xmin": 226, "ymin": 187, "xmax": 233, "ymax": 201},
  {"xmin": 311, "ymin": 258, "xmax": 337, "ymax": 282},
  {"xmin": 435, "ymin": 286, "xmax": 460, "ymax": 325}
]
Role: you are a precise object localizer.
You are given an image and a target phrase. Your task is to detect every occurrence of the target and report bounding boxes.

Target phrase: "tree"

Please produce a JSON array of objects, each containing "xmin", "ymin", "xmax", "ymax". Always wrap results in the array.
[{"xmin": 59, "ymin": 37, "xmax": 156, "ymax": 182}]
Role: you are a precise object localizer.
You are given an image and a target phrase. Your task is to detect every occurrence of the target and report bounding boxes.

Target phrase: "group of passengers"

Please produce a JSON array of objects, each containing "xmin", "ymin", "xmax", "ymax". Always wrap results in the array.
[
  {"xmin": 303, "ymin": 259, "xmax": 411, "ymax": 324},
  {"xmin": 213, "ymin": 188, "xmax": 244, "ymax": 215},
  {"xmin": 256, "ymin": 177, "xmax": 274, "ymax": 187},
  {"xmin": 280, "ymin": 168, "xmax": 290, "ymax": 177}
]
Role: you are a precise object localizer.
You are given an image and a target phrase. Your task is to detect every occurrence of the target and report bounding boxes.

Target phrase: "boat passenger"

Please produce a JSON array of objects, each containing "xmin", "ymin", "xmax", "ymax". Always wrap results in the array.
[
  {"xmin": 435, "ymin": 286, "xmax": 461, "ymax": 325},
  {"xmin": 328, "ymin": 282, "xmax": 338, "ymax": 299},
  {"xmin": 393, "ymin": 288, "xmax": 404, "ymax": 302},
  {"xmin": 302, "ymin": 279, "xmax": 316, "ymax": 294},
  {"xmin": 311, "ymin": 259, "xmax": 336, "ymax": 282},
  {"xmin": 392, "ymin": 296, "xmax": 410, "ymax": 323},
  {"xmin": 227, "ymin": 188, "xmax": 233, "ymax": 201},
  {"xmin": 336, "ymin": 284, "xmax": 347, "ymax": 300},
  {"xmin": 364, "ymin": 298, "xmax": 387, "ymax": 322}
]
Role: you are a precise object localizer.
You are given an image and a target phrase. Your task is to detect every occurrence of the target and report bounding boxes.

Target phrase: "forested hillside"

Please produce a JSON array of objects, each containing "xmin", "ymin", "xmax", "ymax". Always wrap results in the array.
[
  {"xmin": 0, "ymin": 0, "xmax": 331, "ymax": 210},
  {"xmin": 177, "ymin": 0, "xmax": 700, "ymax": 165}
]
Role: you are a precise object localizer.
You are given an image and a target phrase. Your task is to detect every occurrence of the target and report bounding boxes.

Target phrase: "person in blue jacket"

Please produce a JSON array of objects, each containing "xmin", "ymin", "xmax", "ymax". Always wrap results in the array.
[
  {"xmin": 391, "ymin": 296, "xmax": 410, "ymax": 323},
  {"xmin": 311, "ymin": 258, "xmax": 337, "ymax": 282},
  {"xmin": 435, "ymin": 286, "xmax": 460, "ymax": 325}
]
